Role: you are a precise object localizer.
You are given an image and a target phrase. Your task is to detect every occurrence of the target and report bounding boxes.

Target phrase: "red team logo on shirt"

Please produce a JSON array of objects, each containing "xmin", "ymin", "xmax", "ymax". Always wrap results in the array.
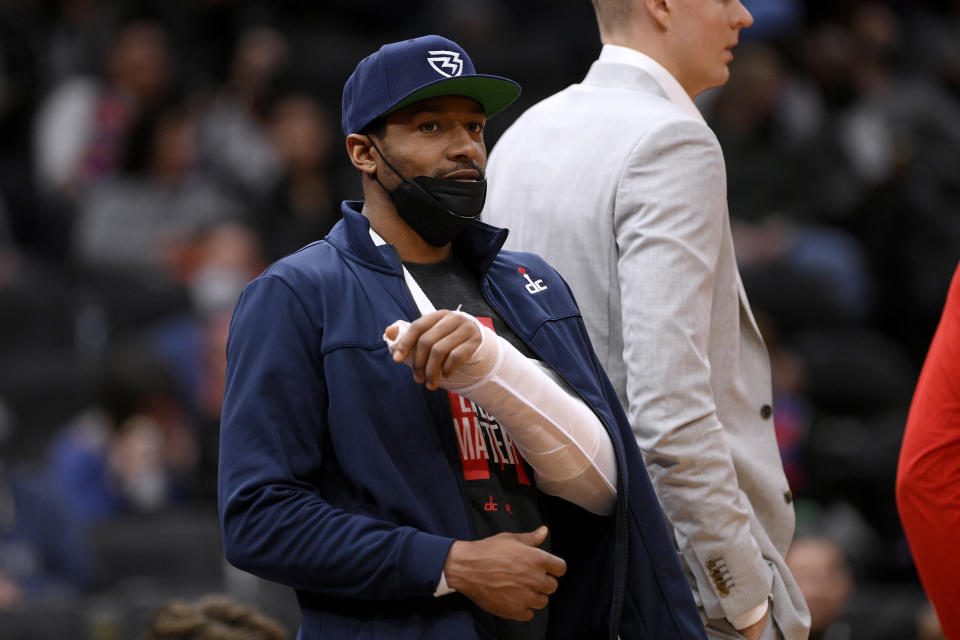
[{"xmin": 446, "ymin": 316, "xmax": 531, "ymax": 486}]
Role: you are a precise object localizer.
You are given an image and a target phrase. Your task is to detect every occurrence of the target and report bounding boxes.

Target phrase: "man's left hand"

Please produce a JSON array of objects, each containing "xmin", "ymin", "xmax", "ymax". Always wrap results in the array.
[{"xmin": 739, "ymin": 609, "xmax": 770, "ymax": 640}]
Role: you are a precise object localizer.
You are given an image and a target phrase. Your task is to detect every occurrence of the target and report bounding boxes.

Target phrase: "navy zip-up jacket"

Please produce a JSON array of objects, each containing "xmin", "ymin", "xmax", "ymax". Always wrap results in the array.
[{"xmin": 219, "ymin": 201, "xmax": 706, "ymax": 640}]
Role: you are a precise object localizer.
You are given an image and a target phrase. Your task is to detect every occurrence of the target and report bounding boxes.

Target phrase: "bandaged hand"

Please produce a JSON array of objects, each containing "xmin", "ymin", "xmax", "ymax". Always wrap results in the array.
[
  {"xmin": 383, "ymin": 310, "xmax": 497, "ymax": 390},
  {"xmin": 384, "ymin": 310, "xmax": 501, "ymax": 391},
  {"xmin": 384, "ymin": 310, "xmax": 617, "ymax": 515}
]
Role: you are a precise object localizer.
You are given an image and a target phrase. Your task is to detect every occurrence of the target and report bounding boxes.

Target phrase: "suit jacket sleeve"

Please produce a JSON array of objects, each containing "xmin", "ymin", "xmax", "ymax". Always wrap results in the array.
[
  {"xmin": 218, "ymin": 274, "xmax": 454, "ymax": 598},
  {"xmin": 613, "ymin": 118, "xmax": 772, "ymax": 621}
]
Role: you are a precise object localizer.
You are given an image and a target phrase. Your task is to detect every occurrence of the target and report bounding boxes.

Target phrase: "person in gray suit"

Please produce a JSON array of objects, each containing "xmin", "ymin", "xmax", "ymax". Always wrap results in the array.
[{"xmin": 483, "ymin": 1, "xmax": 811, "ymax": 639}]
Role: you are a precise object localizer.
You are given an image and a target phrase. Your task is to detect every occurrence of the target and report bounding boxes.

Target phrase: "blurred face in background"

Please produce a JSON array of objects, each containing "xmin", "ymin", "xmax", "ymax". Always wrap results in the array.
[
  {"xmin": 150, "ymin": 108, "xmax": 196, "ymax": 183},
  {"xmin": 269, "ymin": 96, "xmax": 333, "ymax": 174},
  {"xmin": 786, "ymin": 537, "xmax": 853, "ymax": 633},
  {"xmin": 107, "ymin": 21, "xmax": 172, "ymax": 106}
]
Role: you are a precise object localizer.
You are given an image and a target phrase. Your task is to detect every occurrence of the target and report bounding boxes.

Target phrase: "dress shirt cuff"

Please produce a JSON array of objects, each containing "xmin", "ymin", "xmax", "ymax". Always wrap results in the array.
[
  {"xmin": 433, "ymin": 570, "xmax": 456, "ymax": 597},
  {"xmin": 730, "ymin": 597, "xmax": 770, "ymax": 630}
]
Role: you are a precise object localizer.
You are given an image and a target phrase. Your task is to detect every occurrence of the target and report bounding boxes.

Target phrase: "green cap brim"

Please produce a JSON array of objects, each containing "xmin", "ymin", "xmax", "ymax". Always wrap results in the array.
[{"xmin": 385, "ymin": 75, "xmax": 521, "ymax": 119}]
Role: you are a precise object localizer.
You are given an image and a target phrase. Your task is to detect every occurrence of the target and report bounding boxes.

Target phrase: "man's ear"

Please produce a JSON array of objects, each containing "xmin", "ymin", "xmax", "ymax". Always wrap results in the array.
[
  {"xmin": 643, "ymin": 0, "xmax": 671, "ymax": 29},
  {"xmin": 346, "ymin": 134, "xmax": 377, "ymax": 175}
]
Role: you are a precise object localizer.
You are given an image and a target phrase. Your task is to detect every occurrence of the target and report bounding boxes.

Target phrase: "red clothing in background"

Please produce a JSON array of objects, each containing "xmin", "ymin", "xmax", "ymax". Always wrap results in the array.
[{"xmin": 897, "ymin": 261, "xmax": 960, "ymax": 638}]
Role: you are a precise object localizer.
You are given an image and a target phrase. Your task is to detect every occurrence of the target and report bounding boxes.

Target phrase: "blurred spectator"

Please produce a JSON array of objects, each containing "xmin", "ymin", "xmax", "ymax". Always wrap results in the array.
[
  {"xmin": 0, "ymin": 459, "xmax": 92, "ymax": 607},
  {"xmin": 904, "ymin": 1, "xmax": 960, "ymax": 100},
  {"xmin": 422, "ymin": 0, "xmax": 509, "ymax": 42},
  {"xmin": 45, "ymin": 344, "xmax": 198, "ymax": 527},
  {"xmin": 39, "ymin": 0, "xmax": 119, "ymax": 84},
  {"xmin": 705, "ymin": 42, "xmax": 826, "ymax": 220},
  {"xmin": 145, "ymin": 593, "xmax": 287, "ymax": 640},
  {"xmin": 786, "ymin": 536, "xmax": 853, "ymax": 640},
  {"xmin": 255, "ymin": 94, "xmax": 340, "ymax": 260},
  {"xmin": 733, "ymin": 217, "xmax": 874, "ymax": 329},
  {"xmin": 807, "ymin": 4, "xmax": 960, "ymax": 358},
  {"xmin": 704, "ymin": 43, "xmax": 876, "ymax": 328},
  {"xmin": 34, "ymin": 18, "xmax": 174, "ymax": 200},
  {"xmin": 73, "ymin": 98, "xmax": 240, "ymax": 277},
  {"xmin": 0, "ymin": 17, "xmax": 44, "ymax": 260},
  {"xmin": 197, "ymin": 26, "xmax": 289, "ymax": 200},
  {"xmin": 145, "ymin": 222, "xmax": 266, "ymax": 500},
  {"xmin": 916, "ymin": 605, "xmax": 945, "ymax": 640},
  {"xmin": 70, "ymin": 96, "xmax": 244, "ymax": 335}
]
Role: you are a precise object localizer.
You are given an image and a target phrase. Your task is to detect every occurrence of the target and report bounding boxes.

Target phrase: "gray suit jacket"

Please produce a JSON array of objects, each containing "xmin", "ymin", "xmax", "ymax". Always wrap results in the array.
[{"xmin": 484, "ymin": 59, "xmax": 810, "ymax": 639}]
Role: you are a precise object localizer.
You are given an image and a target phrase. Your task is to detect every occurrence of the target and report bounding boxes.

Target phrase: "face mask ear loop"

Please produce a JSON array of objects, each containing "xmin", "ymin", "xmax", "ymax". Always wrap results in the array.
[
  {"xmin": 366, "ymin": 134, "xmax": 448, "ymax": 209},
  {"xmin": 367, "ymin": 135, "xmax": 405, "ymax": 192}
]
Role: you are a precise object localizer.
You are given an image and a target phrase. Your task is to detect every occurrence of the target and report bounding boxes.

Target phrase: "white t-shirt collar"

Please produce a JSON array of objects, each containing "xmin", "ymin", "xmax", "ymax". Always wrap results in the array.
[{"xmin": 599, "ymin": 44, "xmax": 705, "ymax": 123}]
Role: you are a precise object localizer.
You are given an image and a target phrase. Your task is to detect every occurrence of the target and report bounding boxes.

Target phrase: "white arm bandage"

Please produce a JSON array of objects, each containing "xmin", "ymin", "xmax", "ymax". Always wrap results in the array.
[{"xmin": 384, "ymin": 313, "xmax": 617, "ymax": 515}]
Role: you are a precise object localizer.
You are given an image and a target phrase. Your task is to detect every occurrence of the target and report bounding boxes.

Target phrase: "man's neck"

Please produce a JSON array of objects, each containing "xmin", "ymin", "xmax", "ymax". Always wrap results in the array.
[{"xmin": 361, "ymin": 198, "xmax": 451, "ymax": 263}]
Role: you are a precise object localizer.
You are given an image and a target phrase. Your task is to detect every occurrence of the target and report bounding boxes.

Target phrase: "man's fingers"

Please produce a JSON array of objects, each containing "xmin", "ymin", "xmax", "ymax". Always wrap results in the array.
[
  {"xmin": 390, "ymin": 321, "xmax": 424, "ymax": 363},
  {"xmin": 410, "ymin": 312, "xmax": 457, "ymax": 364},
  {"xmin": 540, "ymin": 574, "xmax": 559, "ymax": 596},
  {"xmin": 509, "ymin": 526, "xmax": 566, "ymax": 578},
  {"xmin": 423, "ymin": 325, "xmax": 480, "ymax": 388},
  {"xmin": 390, "ymin": 310, "xmax": 448, "ymax": 361},
  {"xmin": 435, "ymin": 323, "xmax": 482, "ymax": 379},
  {"xmin": 546, "ymin": 555, "xmax": 567, "ymax": 578},
  {"xmin": 414, "ymin": 317, "xmax": 465, "ymax": 386},
  {"xmin": 511, "ymin": 608, "xmax": 536, "ymax": 622},
  {"xmin": 422, "ymin": 333, "xmax": 463, "ymax": 389},
  {"xmin": 392, "ymin": 311, "xmax": 481, "ymax": 388},
  {"xmin": 443, "ymin": 532, "xmax": 565, "ymax": 622},
  {"xmin": 515, "ymin": 525, "xmax": 549, "ymax": 547}
]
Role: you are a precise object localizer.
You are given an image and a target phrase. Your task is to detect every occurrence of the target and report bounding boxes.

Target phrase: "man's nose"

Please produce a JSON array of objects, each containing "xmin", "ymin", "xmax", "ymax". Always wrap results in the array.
[
  {"xmin": 446, "ymin": 125, "xmax": 482, "ymax": 161},
  {"xmin": 734, "ymin": 0, "xmax": 754, "ymax": 28}
]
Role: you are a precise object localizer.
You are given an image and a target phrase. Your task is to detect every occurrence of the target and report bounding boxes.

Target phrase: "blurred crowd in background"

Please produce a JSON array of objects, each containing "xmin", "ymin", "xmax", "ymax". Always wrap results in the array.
[{"xmin": 0, "ymin": 0, "xmax": 958, "ymax": 638}]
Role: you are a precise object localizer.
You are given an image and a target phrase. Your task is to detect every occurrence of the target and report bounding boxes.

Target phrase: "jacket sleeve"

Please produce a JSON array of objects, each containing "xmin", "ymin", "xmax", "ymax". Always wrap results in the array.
[
  {"xmin": 613, "ymin": 119, "xmax": 771, "ymax": 622},
  {"xmin": 218, "ymin": 274, "xmax": 454, "ymax": 598}
]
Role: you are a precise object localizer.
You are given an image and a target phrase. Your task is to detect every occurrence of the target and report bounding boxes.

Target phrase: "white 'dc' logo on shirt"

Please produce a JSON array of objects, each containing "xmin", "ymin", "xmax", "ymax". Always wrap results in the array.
[{"xmin": 427, "ymin": 50, "xmax": 464, "ymax": 78}]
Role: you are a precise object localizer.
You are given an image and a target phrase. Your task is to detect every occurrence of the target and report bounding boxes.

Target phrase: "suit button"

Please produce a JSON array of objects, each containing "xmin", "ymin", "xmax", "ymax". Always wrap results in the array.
[{"xmin": 760, "ymin": 404, "xmax": 773, "ymax": 420}]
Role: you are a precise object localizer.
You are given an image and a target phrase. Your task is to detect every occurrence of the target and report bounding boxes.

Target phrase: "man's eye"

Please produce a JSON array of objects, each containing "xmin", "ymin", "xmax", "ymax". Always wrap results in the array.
[
  {"xmin": 419, "ymin": 122, "xmax": 439, "ymax": 132},
  {"xmin": 468, "ymin": 122, "xmax": 485, "ymax": 133}
]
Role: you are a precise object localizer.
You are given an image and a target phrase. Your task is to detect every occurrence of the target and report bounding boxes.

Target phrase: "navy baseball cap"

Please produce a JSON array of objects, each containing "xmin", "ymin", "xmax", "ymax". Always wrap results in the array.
[{"xmin": 342, "ymin": 34, "xmax": 521, "ymax": 135}]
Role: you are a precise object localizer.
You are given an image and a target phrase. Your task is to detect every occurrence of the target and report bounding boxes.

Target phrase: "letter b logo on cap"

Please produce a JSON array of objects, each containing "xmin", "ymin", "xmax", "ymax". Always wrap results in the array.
[{"xmin": 427, "ymin": 50, "xmax": 464, "ymax": 78}]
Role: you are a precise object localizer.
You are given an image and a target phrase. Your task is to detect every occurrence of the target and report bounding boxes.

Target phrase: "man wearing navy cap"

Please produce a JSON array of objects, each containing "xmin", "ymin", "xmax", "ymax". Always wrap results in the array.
[{"xmin": 218, "ymin": 35, "xmax": 705, "ymax": 640}]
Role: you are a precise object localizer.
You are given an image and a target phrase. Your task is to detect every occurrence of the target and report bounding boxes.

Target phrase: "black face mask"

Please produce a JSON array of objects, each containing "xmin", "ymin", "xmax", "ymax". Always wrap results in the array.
[{"xmin": 369, "ymin": 138, "xmax": 487, "ymax": 247}]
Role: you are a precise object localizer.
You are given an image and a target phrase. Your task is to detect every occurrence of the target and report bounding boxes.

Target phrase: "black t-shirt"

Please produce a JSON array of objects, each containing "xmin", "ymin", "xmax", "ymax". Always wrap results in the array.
[{"xmin": 404, "ymin": 253, "xmax": 548, "ymax": 640}]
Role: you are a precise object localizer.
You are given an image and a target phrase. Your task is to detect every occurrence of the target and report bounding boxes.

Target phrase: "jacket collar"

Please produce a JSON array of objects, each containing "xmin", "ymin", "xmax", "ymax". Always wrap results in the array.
[
  {"xmin": 584, "ymin": 56, "xmax": 707, "ymax": 124},
  {"xmin": 328, "ymin": 200, "xmax": 510, "ymax": 276},
  {"xmin": 595, "ymin": 45, "xmax": 705, "ymax": 123}
]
